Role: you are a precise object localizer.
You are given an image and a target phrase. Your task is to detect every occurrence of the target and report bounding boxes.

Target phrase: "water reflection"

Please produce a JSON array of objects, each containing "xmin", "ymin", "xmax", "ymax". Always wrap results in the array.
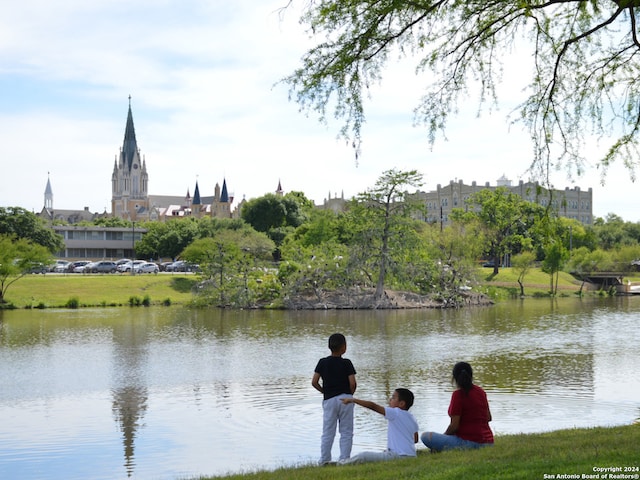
[
  {"xmin": 111, "ymin": 318, "xmax": 149, "ymax": 477},
  {"xmin": 0, "ymin": 298, "xmax": 638, "ymax": 480}
]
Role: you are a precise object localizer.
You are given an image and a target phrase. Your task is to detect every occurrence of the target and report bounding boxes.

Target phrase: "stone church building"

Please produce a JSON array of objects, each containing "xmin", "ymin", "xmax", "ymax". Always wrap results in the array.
[
  {"xmin": 111, "ymin": 99, "xmax": 242, "ymax": 222},
  {"xmin": 40, "ymin": 100, "xmax": 244, "ymax": 225}
]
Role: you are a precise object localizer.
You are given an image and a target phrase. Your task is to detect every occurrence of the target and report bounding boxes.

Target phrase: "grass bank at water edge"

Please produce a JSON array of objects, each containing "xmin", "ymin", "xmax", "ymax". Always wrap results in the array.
[
  {"xmin": 198, "ymin": 424, "xmax": 639, "ymax": 480},
  {"xmin": 2, "ymin": 274, "xmax": 197, "ymax": 308}
]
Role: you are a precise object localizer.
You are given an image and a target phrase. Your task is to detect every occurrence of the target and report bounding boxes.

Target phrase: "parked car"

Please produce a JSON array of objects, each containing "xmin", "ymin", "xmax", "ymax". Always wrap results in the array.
[
  {"xmin": 28, "ymin": 262, "xmax": 48, "ymax": 274},
  {"xmin": 67, "ymin": 260, "xmax": 91, "ymax": 273},
  {"xmin": 81, "ymin": 262, "xmax": 97, "ymax": 273},
  {"xmin": 133, "ymin": 262, "xmax": 159, "ymax": 274},
  {"xmin": 166, "ymin": 260, "xmax": 198, "ymax": 272},
  {"xmin": 50, "ymin": 260, "xmax": 70, "ymax": 273},
  {"xmin": 87, "ymin": 261, "xmax": 118, "ymax": 274},
  {"xmin": 71, "ymin": 261, "xmax": 92, "ymax": 273},
  {"xmin": 117, "ymin": 260, "xmax": 146, "ymax": 273},
  {"xmin": 158, "ymin": 261, "xmax": 174, "ymax": 272},
  {"xmin": 117, "ymin": 261, "xmax": 131, "ymax": 273}
]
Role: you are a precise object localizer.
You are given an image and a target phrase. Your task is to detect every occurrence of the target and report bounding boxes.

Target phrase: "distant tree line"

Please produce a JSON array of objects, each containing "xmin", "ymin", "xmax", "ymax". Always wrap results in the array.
[{"xmin": 2, "ymin": 173, "xmax": 640, "ymax": 306}]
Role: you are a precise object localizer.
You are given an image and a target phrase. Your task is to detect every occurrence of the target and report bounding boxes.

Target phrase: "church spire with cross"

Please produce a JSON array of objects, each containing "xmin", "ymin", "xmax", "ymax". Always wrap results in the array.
[{"xmin": 111, "ymin": 96, "xmax": 150, "ymax": 220}]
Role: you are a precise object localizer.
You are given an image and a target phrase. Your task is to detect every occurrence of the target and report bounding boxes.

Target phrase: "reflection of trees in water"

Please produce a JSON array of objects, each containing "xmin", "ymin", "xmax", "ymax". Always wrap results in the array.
[
  {"xmin": 111, "ymin": 318, "xmax": 150, "ymax": 478},
  {"xmin": 112, "ymin": 385, "xmax": 148, "ymax": 477}
]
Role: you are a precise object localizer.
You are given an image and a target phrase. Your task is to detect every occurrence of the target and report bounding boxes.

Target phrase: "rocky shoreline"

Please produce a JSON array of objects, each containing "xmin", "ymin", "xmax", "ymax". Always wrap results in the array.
[{"xmin": 281, "ymin": 288, "xmax": 494, "ymax": 310}]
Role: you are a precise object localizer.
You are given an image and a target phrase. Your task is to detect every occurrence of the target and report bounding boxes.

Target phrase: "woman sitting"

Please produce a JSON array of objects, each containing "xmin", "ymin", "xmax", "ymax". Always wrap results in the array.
[{"xmin": 421, "ymin": 362, "xmax": 494, "ymax": 452}]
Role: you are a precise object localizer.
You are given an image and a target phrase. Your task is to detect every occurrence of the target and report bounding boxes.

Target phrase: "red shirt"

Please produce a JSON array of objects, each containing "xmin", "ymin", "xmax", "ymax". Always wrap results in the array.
[{"xmin": 448, "ymin": 384, "xmax": 494, "ymax": 444}]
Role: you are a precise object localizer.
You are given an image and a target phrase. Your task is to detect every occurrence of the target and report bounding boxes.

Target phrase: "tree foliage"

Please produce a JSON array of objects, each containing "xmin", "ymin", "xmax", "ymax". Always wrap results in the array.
[
  {"xmin": 451, "ymin": 187, "xmax": 544, "ymax": 274},
  {"xmin": 348, "ymin": 168, "xmax": 425, "ymax": 299},
  {"xmin": 512, "ymin": 250, "xmax": 536, "ymax": 297},
  {"xmin": 542, "ymin": 240, "xmax": 570, "ymax": 295},
  {"xmin": 283, "ymin": 1, "xmax": 640, "ymax": 179},
  {"xmin": 241, "ymin": 192, "xmax": 309, "ymax": 236},
  {"xmin": 181, "ymin": 229, "xmax": 276, "ymax": 307},
  {"xmin": 0, "ymin": 235, "xmax": 53, "ymax": 304},
  {"xmin": 0, "ymin": 207, "xmax": 64, "ymax": 253}
]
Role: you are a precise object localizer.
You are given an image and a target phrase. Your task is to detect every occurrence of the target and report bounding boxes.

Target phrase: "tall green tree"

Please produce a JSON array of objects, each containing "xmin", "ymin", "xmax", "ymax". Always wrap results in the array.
[
  {"xmin": 134, "ymin": 219, "xmax": 200, "ymax": 260},
  {"xmin": 591, "ymin": 213, "xmax": 637, "ymax": 250},
  {"xmin": 348, "ymin": 168, "xmax": 425, "ymax": 300},
  {"xmin": 0, "ymin": 207, "xmax": 64, "ymax": 253},
  {"xmin": 181, "ymin": 229, "xmax": 275, "ymax": 306},
  {"xmin": 542, "ymin": 241, "xmax": 570, "ymax": 296},
  {"xmin": 512, "ymin": 251, "xmax": 536, "ymax": 297},
  {"xmin": 451, "ymin": 187, "xmax": 542, "ymax": 274},
  {"xmin": 0, "ymin": 235, "xmax": 53, "ymax": 304},
  {"xmin": 283, "ymin": 1, "xmax": 640, "ymax": 180},
  {"xmin": 421, "ymin": 221, "xmax": 485, "ymax": 304},
  {"xmin": 240, "ymin": 192, "xmax": 310, "ymax": 259}
]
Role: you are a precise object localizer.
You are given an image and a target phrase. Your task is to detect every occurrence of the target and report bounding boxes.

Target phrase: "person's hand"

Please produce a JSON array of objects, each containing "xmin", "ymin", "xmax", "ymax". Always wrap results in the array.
[{"xmin": 341, "ymin": 397, "xmax": 353, "ymax": 405}]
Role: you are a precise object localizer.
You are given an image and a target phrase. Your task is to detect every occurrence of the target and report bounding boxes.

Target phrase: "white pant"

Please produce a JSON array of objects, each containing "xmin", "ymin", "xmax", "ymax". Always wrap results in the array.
[
  {"xmin": 339, "ymin": 450, "xmax": 415, "ymax": 465},
  {"xmin": 340, "ymin": 449, "xmax": 400, "ymax": 464},
  {"xmin": 320, "ymin": 393, "xmax": 354, "ymax": 464}
]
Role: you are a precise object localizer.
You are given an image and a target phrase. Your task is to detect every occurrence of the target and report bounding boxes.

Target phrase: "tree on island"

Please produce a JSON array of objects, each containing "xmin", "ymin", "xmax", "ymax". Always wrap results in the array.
[{"xmin": 347, "ymin": 168, "xmax": 425, "ymax": 300}]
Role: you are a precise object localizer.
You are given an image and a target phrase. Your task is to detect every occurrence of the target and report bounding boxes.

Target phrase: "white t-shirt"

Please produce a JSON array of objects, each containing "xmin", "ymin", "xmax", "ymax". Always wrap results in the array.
[{"xmin": 384, "ymin": 407, "xmax": 419, "ymax": 456}]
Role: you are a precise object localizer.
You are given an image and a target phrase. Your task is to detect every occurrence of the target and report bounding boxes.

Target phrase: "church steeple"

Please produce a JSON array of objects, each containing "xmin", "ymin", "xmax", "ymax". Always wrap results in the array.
[
  {"xmin": 111, "ymin": 97, "xmax": 150, "ymax": 219},
  {"xmin": 122, "ymin": 95, "xmax": 138, "ymax": 171},
  {"xmin": 44, "ymin": 173, "xmax": 53, "ymax": 210},
  {"xmin": 220, "ymin": 178, "xmax": 229, "ymax": 203},
  {"xmin": 193, "ymin": 181, "xmax": 201, "ymax": 205}
]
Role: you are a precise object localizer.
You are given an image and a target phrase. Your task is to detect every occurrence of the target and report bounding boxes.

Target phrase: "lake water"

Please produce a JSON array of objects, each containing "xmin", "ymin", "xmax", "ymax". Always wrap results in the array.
[{"xmin": 0, "ymin": 297, "xmax": 638, "ymax": 479}]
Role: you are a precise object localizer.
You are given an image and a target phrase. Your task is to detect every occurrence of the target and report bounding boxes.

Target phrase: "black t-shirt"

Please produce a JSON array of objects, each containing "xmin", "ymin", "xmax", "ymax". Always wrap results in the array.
[{"xmin": 314, "ymin": 355, "xmax": 356, "ymax": 400}]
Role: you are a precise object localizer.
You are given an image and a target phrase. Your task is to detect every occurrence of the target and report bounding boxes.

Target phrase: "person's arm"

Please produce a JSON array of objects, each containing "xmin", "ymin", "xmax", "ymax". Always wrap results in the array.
[
  {"xmin": 311, "ymin": 372, "xmax": 323, "ymax": 394},
  {"xmin": 348, "ymin": 373, "xmax": 356, "ymax": 394},
  {"xmin": 413, "ymin": 432, "xmax": 419, "ymax": 443},
  {"xmin": 444, "ymin": 415, "xmax": 460, "ymax": 435},
  {"xmin": 341, "ymin": 397, "xmax": 385, "ymax": 415}
]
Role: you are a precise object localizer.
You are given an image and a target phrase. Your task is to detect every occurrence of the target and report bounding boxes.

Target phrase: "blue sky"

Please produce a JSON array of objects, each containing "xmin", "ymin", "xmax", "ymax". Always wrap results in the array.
[{"xmin": 0, "ymin": 0, "xmax": 637, "ymax": 221}]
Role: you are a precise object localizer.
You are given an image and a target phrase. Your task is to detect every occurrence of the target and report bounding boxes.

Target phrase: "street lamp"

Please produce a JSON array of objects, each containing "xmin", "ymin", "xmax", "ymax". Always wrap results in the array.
[{"xmin": 131, "ymin": 221, "xmax": 136, "ymax": 275}]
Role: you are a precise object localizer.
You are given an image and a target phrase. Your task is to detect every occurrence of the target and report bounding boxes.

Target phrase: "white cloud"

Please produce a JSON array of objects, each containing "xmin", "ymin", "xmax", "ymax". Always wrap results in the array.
[{"xmin": 0, "ymin": 1, "xmax": 637, "ymax": 221}]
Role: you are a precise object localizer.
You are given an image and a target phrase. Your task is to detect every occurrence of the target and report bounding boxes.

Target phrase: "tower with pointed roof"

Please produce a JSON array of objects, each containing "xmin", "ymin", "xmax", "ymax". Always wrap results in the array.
[
  {"xmin": 44, "ymin": 173, "xmax": 53, "ymax": 211},
  {"xmin": 211, "ymin": 178, "xmax": 234, "ymax": 218},
  {"xmin": 111, "ymin": 97, "xmax": 149, "ymax": 220}
]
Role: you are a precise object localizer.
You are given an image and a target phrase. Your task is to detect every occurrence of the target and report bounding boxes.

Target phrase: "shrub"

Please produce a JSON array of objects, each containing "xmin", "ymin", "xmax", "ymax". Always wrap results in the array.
[
  {"xmin": 128, "ymin": 296, "xmax": 142, "ymax": 306},
  {"xmin": 66, "ymin": 297, "xmax": 80, "ymax": 309}
]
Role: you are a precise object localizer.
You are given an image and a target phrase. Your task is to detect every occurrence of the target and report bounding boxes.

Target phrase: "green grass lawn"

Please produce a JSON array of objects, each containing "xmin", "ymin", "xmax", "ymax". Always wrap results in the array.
[
  {"xmin": 3, "ymin": 267, "xmax": 638, "ymax": 309},
  {"xmin": 199, "ymin": 424, "xmax": 639, "ymax": 480},
  {"xmin": 3, "ymin": 273, "xmax": 197, "ymax": 308}
]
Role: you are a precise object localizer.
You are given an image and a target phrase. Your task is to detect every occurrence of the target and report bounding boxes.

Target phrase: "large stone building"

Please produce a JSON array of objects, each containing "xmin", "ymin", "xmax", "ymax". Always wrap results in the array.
[
  {"xmin": 39, "ymin": 99, "xmax": 244, "ymax": 224},
  {"xmin": 111, "ymin": 99, "xmax": 242, "ymax": 222},
  {"xmin": 413, "ymin": 175, "xmax": 593, "ymax": 226}
]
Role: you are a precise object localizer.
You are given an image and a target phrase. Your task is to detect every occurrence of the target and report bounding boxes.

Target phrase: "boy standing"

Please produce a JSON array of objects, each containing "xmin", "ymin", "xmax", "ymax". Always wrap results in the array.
[
  {"xmin": 340, "ymin": 388, "xmax": 419, "ymax": 464},
  {"xmin": 312, "ymin": 333, "xmax": 357, "ymax": 465}
]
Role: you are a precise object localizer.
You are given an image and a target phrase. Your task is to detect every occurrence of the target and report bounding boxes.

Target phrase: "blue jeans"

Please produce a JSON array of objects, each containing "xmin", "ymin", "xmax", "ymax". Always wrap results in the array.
[
  {"xmin": 320, "ymin": 394, "xmax": 354, "ymax": 464},
  {"xmin": 421, "ymin": 431, "xmax": 492, "ymax": 452}
]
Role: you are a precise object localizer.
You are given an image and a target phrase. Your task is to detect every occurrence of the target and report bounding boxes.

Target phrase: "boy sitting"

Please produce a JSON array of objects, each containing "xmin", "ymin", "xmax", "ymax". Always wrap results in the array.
[{"xmin": 339, "ymin": 388, "xmax": 419, "ymax": 464}]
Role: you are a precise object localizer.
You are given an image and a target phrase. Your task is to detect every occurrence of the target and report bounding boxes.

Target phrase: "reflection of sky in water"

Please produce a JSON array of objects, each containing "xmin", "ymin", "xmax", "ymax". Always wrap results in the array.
[{"xmin": 0, "ymin": 298, "xmax": 638, "ymax": 479}]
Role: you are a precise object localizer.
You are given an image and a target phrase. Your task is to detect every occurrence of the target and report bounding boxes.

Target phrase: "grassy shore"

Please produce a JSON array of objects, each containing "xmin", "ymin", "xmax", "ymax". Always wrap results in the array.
[
  {"xmin": 3, "ymin": 273, "xmax": 197, "ymax": 308},
  {"xmin": 4, "ymin": 267, "xmax": 637, "ymax": 308},
  {"xmin": 199, "ymin": 424, "xmax": 639, "ymax": 480}
]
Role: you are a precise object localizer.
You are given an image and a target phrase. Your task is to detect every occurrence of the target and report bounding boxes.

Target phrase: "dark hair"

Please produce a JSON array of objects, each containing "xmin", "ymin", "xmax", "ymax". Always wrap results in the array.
[
  {"xmin": 328, "ymin": 333, "xmax": 346, "ymax": 352},
  {"xmin": 395, "ymin": 388, "xmax": 415, "ymax": 409},
  {"xmin": 452, "ymin": 362, "xmax": 474, "ymax": 394}
]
